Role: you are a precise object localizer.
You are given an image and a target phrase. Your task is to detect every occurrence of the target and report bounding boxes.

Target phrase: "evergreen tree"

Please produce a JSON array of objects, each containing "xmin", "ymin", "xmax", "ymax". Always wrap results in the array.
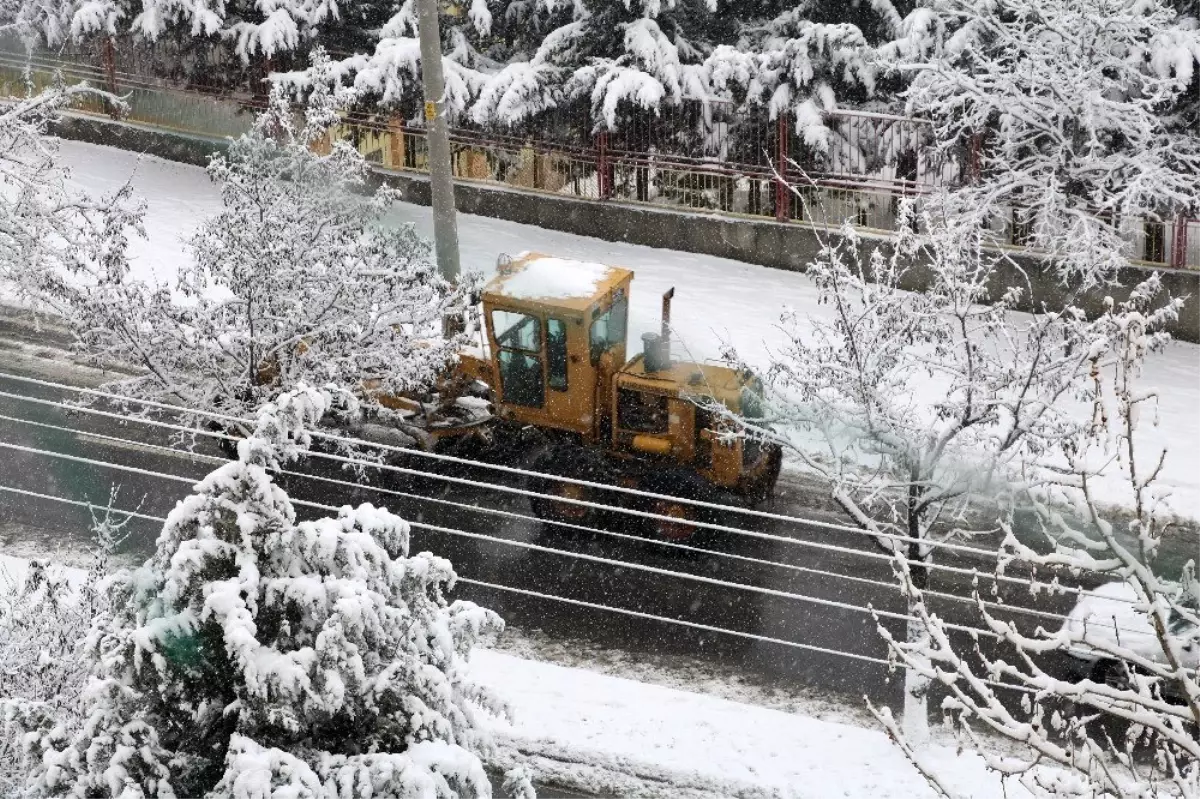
[{"xmin": 17, "ymin": 386, "xmax": 515, "ymax": 799}]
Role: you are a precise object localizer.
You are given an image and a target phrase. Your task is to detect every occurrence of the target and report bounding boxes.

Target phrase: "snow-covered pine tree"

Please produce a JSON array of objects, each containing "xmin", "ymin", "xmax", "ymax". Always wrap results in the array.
[
  {"xmin": 713, "ymin": 198, "xmax": 1132, "ymax": 743},
  {"xmin": 63, "ymin": 48, "xmax": 474, "ymax": 429},
  {"xmin": 699, "ymin": 1, "xmax": 898, "ymax": 159},
  {"xmin": 469, "ymin": 0, "xmax": 718, "ymax": 131},
  {"xmin": 61, "ymin": 0, "xmax": 336, "ymax": 63},
  {"xmin": 871, "ymin": 276, "xmax": 1197, "ymax": 798},
  {"xmin": 311, "ymin": 12, "xmax": 490, "ymax": 125},
  {"xmin": 0, "ymin": 0, "xmax": 73, "ymax": 48},
  {"xmin": 0, "ymin": 75, "xmax": 143, "ymax": 313},
  {"xmin": 16, "ymin": 385, "xmax": 516, "ymax": 798},
  {"xmin": 882, "ymin": 0, "xmax": 1200, "ymax": 285}
]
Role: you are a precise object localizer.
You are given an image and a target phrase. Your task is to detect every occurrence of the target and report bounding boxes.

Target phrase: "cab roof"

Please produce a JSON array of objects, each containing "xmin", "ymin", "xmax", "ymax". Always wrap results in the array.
[{"xmin": 485, "ymin": 252, "xmax": 633, "ymax": 314}]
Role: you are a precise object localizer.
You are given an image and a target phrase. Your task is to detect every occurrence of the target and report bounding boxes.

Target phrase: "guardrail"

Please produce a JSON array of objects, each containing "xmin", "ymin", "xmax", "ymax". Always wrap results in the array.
[{"xmin": 0, "ymin": 46, "xmax": 1195, "ymax": 270}]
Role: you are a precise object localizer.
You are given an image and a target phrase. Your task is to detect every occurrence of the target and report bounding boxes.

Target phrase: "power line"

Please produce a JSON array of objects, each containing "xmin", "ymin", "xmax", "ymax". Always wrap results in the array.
[
  {"xmin": 0, "ymin": 395, "xmax": 1092, "ymax": 602},
  {"xmin": 0, "ymin": 438, "xmax": 1007, "ymax": 639},
  {"xmin": 3, "ymin": 432, "xmax": 1142, "ymax": 656},
  {"xmin": 0, "ymin": 371, "xmax": 1039, "ymax": 562},
  {"xmin": 1, "ymin": 416, "xmax": 1155, "ymax": 648},
  {"xmin": 0, "ymin": 481, "xmax": 892, "ymax": 666},
  {"xmin": 0, "ymin": 480, "xmax": 1041, "ymax": 694},
  {"xmin": 0, "ymin": 385, "xmax": 1126, "ymax": 607},
  {"xmin": 0, "ymin": 408, "xmax": 1085, "ymax": 631},
  {"xmin": 457, "ymin": 577, "xmax": 893, "ymax": 665},
  {"xmin": 0, "ymin": 483, "xmax": 168, "ymax": 525}
]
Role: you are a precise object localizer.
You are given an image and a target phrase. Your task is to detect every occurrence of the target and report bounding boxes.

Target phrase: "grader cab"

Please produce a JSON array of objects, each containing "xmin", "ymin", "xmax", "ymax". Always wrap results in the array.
[{"xmin": 462, "ymin": 252, "xmax": 782, "ymax": 538}]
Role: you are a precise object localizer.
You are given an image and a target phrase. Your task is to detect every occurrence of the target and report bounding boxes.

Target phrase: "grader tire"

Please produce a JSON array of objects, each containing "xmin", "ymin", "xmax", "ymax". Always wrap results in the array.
[
  {"xmin": 640, "ymin": 471, "xmax": 713, "ymax": 544},
  {"xmin": 649, "ymin": 497, "xmax": 699, "ymax": 542},
  {"xmin": 527, "ymin": 446, "xmax": 598, "ymax": 530}
]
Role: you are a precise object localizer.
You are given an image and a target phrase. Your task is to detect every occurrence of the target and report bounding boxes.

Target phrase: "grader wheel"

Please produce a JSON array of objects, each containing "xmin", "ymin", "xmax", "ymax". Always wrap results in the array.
[
  {"xmin": 532, "ymin": 480, "xmax": 592, "ymax": 526},
  {"xmin": 650, "ymin": 498, "xmax": 697, "ymax": 541},
  {"xmin": 527, "ymin": 445, "xmax": 598, "ymax": 529}
]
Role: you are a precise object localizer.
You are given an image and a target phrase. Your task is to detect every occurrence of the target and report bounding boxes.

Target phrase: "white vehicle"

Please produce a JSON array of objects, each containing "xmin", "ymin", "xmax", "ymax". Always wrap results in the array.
[{"xmin": 1061, "ymin": 580, "xmax": 1200, "ymax": 693}]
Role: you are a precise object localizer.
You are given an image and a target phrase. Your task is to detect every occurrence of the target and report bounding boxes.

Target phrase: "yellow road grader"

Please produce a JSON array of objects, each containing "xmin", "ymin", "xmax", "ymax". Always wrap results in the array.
[{"xmin": 367, "ymin": 252, "xmax": 782, "ymax": 541}]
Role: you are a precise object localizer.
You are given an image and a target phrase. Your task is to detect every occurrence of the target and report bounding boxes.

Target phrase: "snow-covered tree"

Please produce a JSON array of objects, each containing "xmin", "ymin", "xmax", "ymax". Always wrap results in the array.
[
  {"xmin": 870, "ymin": 276, "xmax": 1198, "ymax": 797},
  {"xmin": 699, "ymin": 8, "xmax": 883, "ymax": 151},
  {"xmin": 0, "ymin": 0, "xmax": 72, "ymax": 48},
  {"xmin": 0, "ymin": 498, "xmax": 130, "ymax": 797},
  {"xmin": 882, "ymin": 0, "xmax": 1200, "ymax": 284},
  {"xmin": 315, "ymin": 25, "xmax": 490, "ymax": 122},
  {"xmin": 59, "ymin": 0, "xmax": 333, "ymax": 62},
  {"xmin": 14, "ymin": 384, "xmax": 521, "ymax": 799},
  {"xmin": 62, "ymin": 49, "xmax": 474, "ymax": 429},
  {"xmin": 712, "ymin": 198, "xmax": 1172, "ymax": 743},
  {"xmin": 0, "ymin": 76, "xmax": 143, "ymax": 313}
]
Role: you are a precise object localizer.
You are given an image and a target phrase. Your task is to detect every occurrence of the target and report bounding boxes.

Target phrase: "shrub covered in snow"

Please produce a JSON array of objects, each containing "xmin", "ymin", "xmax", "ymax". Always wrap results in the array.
[
  {"xmin": 62, "ymin": 49, "xmax": 474, "ymax": 428},
  {"xmin": 0, "ymin": 502, "xmax": 127, "ymax": 797},
  {"xmin": 12, "ymin": 386, "xmax": 518, "ymax": 798},
  {"xmin": 0, "ymin": 77, "xmax": 143, "ymax": 314}
]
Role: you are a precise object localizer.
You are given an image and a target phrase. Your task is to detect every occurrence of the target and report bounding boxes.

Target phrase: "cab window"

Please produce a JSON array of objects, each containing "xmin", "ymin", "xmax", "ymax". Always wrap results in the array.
[
  {"xmin": 547, "ymin": 318, "xmax": 568, "ymax": 391},
  {"xmin": 492, "ymin": 309, "xmax": 543, "ymax": 408},
  {"xmin": 493, "ymin": 309, "xmax": 541, "ymax": 351},
  {"xmin": 589, "ymin": 291, "xmax": 628, "ymax": 364},
  {"xmin": 497, "ymin": 350, "xmax": 544, "ymax": 408}
]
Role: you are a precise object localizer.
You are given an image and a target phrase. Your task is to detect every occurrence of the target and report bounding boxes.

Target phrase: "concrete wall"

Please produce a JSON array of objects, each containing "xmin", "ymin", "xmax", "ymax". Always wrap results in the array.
[
  {"xmin": 53, "ymin": 115, "xmax": 232, "ymax": 168},
  {"xmin": 52, "ymin": 114, "xmax": 1200, "ymax": 343}
]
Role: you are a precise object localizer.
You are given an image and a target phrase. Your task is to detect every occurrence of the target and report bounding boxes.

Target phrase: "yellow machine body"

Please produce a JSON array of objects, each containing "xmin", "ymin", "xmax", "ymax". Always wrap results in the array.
[{"xmin": 475, "ymin": 252, "xmax": 777, "ymax": 497}]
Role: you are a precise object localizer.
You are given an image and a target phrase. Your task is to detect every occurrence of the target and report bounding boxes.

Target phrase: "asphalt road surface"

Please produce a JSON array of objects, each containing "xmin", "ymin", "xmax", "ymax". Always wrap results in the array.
[{"xmin": 0, "ymin": 332, "xmax": 1097, "ymax": 721}]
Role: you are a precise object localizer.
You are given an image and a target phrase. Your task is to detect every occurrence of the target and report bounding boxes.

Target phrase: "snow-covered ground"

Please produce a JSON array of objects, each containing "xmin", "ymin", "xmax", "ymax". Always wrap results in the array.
[
  {"xmin": 475, "ymin": 647, "xmax": 1047, "ymax": 798},
  {"xmin": 55, "ymin": 139, "xmax": 1200, "ymax": 521},
  {"xmin": 0, "ymin": 553, "xmax": 1038, "ymax": 798}
]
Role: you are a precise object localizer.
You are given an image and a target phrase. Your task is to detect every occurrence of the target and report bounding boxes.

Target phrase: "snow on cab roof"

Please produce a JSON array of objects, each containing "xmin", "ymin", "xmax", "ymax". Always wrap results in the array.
[{"xmin": 496, "ymin": 255, "xmax": 619, "ymax": 301}]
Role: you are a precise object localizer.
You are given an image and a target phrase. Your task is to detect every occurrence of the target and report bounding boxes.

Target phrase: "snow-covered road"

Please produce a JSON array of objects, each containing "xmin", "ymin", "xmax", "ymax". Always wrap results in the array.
[{"xmin": 58, "ymin": 140, "xmax": 1200, "ymax": 520}]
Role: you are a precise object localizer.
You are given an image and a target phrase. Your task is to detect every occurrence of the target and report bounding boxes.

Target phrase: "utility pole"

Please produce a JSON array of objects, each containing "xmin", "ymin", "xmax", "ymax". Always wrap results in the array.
[{"xmin": 415, "ymin": 0, "xmax": 461, "ymax": 284}]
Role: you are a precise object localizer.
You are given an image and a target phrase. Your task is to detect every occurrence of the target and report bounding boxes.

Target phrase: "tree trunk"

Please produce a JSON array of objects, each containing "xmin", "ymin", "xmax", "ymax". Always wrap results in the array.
[{"xmin": 903, "ymin": 481, "xmax": 932, "ymax": 747}]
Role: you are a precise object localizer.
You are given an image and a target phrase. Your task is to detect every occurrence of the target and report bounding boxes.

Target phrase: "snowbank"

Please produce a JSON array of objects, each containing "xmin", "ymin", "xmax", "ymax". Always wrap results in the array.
[
  {"xmin": 475, "ymin": 646, "xmax": 1039, "ymax": 798},
  {"xmin": 0, "ymin": 553, "xmax": 88, "ymax": 590},
  {"xmin": 54, "ymin": 139, "xmax": 1200, "ymax": 522}
]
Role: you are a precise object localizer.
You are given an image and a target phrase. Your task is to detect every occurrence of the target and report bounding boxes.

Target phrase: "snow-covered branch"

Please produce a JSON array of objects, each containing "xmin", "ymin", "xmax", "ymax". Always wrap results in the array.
[
  {"xmin": 713, "ymin": 195, "xmax": 1166, "ymax": 741},
  {"xmin": 887, "ymin": 0, "xmax": 1200, "ymax": 285},
  {"xmin": 56, "ymin": 49, "xmax": 476, "ymax": 431},
  {"xmin": 0, "ymin": 75, "xmax": 143, "ymax": 314},
  {"xmin": 873, "ymin": 273, "xmax": 1197, "ymax": 797}
]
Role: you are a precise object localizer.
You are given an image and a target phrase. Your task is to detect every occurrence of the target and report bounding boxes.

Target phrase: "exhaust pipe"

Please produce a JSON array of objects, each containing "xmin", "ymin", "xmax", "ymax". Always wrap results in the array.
[
  {"xmin": 642, "ymin": 288, "xmax": 677, "ymax": 373},
  {"xmin": 661, "ymin": 287, "xmax": 674, "ymax": 364}
]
